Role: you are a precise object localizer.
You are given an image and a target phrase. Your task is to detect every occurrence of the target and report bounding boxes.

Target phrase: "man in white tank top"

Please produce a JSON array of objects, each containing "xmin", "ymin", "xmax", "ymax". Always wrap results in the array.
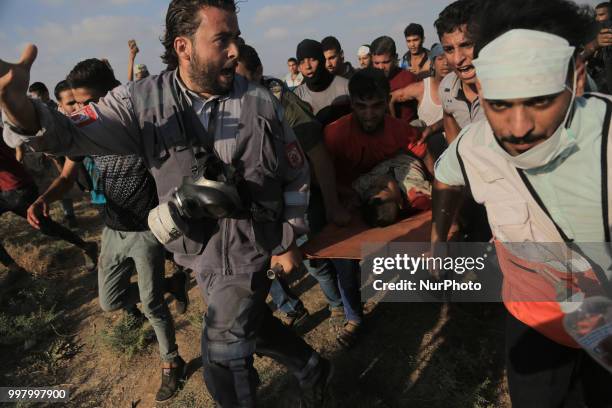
[{"xmin": 389, "ymin": 44, "xmax": 450, "ymax": 152}]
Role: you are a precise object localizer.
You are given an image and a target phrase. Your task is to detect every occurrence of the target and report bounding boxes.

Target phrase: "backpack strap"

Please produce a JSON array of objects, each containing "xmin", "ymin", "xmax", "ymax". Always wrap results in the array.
[{"xmin": 584, "ymin": 93, "xmax": 612, "ymax": 242}]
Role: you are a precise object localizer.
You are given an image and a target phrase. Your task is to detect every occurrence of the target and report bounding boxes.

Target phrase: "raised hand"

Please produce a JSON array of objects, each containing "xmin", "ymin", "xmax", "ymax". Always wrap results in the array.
[
  {"xmin": 0, "ymin": 44, "xmax": 39, "ymax": 132},
  {"xmin": 128, "ymin": 39, "xmax": 139, "ymax": 57}
]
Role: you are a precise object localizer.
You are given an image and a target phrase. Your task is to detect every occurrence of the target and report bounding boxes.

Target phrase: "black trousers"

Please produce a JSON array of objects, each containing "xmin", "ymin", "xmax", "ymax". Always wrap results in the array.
[
  {"xmin": 0, "ymin": 185, "xmax": 87, "ymax": 267},
  {"xmin": 198, "ymin": 270, "xmax": 322, "ymax": 407},
  {"xmin": 506, "ymin": 311, "xmax": 612, "ymax": 408}
]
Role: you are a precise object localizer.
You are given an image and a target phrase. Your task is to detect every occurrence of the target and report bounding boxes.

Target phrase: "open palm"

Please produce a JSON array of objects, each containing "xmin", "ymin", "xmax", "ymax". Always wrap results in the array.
[
  {"xmin": 0, "ymin": 45, "xmax": 37, "ymax": 106},
  {"xmin": 0, "ymin": 44, "xmax": 38, "ymax": 129}
]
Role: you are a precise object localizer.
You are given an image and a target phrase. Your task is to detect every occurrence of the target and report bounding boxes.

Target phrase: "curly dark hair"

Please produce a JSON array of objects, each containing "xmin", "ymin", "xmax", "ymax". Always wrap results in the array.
[
  {"xmin": 161, "ymin": 0, "xmax": 237, "ymax": 70},
  {"xmin": 434, "ymin": 0, "xmax": 481, "ymax": 40},
  {"xmin": 474, "ymin": 0, "xmax": 596, "ymax": 54}
]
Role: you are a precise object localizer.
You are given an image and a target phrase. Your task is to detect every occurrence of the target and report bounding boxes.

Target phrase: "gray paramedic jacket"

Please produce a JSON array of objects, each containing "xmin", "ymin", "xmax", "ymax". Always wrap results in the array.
[{"xmin": 3, "ymin": 71, "xmax": 310, "ymax": 277}]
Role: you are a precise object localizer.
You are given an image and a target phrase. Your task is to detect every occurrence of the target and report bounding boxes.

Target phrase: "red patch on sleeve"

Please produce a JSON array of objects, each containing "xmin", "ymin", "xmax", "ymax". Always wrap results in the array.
[
  {"xmin": 70, "ymin": 105, "xmax": 98, "ymax": 128},
  {"xmin": 285, "ymin": 142, "xmax": 305, "ymax": 169}
]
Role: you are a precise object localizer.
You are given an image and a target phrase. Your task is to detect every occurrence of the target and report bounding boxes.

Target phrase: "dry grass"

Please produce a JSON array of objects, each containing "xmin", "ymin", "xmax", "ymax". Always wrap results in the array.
[{"xmin": 0, "ymin": 198, "xmax": 511, "ymax": 407}]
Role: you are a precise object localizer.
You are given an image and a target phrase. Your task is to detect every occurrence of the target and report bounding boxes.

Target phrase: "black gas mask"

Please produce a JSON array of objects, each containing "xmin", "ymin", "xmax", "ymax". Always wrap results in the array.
[{"xmin": 148, "ymin": 152, "xmax": 247, "ymax": 245}]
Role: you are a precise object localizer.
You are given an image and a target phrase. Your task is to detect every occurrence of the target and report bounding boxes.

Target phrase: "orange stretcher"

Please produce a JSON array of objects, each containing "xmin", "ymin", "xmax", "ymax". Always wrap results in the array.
[{"xmin": 301, "ymin": 210, "xmax": 432, "ymax": 260}]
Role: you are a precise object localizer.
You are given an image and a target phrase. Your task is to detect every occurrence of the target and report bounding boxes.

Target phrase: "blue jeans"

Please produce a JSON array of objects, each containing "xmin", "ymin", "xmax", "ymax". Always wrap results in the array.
[
  {"xmin": 269, "ymin": 277, "xmax": 304, "ymax": 314},
  {"xmin": 306, "ymin": 258, "xmax": 343, "ymax": 309},
  {"xmin": 269, "ymin": 185, "xmax": 344, "ymax": 312},
  {"xmin": 332, "ymin": 259, "xmax": 363, "ymax": 324},
  {"xmin": 304, "ymin": 187, "xmax": 343, "ymax": 309}
]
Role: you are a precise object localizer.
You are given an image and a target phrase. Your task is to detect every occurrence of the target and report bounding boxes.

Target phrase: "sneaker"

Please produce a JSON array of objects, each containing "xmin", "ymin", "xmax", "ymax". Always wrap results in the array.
[
  {"xmin": 155, "ymin": 356, "xmax": 186, "ymax": 403},
  {"xmin": 299, "ymin": 358, "xmax": 334, "ymax": 408},
  {"xmin": 169, "ymin": 270, "xmax": 189, "ymax": 315},
  {"xmin": 281, "ymin": 306, "xmax": 310, "ymax": 328},
  {"xmin": 83, "ymin": 241, "xmax": 98, "ymax": 272}
]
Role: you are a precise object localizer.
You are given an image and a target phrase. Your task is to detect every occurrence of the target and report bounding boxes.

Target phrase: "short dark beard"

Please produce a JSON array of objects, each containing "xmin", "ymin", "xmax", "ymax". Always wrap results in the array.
[
  {"xmin": 188, "ymin": 54, "xmax": 233, "ymax": 96},
  {"xmin": 356, "ymin": 116, "xmax": 384, "ymax": 134}
]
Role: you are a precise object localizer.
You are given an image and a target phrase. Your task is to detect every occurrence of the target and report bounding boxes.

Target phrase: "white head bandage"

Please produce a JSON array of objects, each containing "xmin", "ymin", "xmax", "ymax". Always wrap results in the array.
[{"xmin": 473, "ymin": 29, "xmax": 575, "ymax": 100}]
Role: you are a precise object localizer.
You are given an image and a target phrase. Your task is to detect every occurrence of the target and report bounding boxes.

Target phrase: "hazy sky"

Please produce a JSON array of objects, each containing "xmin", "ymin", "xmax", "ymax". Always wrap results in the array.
[{"xmin": 0, "ymin": 0, "xmax": 604, "ymax": 95}]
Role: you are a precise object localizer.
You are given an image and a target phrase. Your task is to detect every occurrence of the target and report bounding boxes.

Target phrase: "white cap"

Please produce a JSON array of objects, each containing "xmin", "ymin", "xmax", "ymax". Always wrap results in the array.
[
  {"xmin": 357, "ymin": 45, "xmax": 370, "ymax": 57},
  {"xmin": 134, "ymin": 63, "xmax": 148, "ymax": 74},
  {"xmin": 473, "ymin": 29, "xmax": 575, "ymax": 100}
]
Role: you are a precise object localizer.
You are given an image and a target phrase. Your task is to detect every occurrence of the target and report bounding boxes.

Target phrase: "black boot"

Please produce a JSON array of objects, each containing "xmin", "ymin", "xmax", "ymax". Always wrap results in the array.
[
  {"xmin": 155, "ymin": 356, "xmax": 186, "ymax": 402},
  {"xmin": 281, "ymin": 305, "xmax": 310, "ymax": 328},
  {"xmin": 299, "ymin": 358, "xmax": 334, "ymax": 408}
]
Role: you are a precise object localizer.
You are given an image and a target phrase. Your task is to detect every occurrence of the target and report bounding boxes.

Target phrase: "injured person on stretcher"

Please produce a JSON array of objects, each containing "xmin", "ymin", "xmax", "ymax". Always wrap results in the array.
[{"xmin": 351, "ymin": 153, "xmax": 432, "ymax": 228}]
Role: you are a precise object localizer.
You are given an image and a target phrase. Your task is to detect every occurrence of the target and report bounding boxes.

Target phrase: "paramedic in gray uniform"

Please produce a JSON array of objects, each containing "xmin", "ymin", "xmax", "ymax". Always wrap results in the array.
[{"xmin": 0, "ymin": 1, "xmax": 332, "ymax": 407}]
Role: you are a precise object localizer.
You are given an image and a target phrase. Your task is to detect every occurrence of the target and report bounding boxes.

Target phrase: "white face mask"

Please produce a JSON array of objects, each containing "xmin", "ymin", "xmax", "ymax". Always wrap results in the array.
[{"xmin": 494, "ymin": 63, "xmax": 578, "ymax": 170}]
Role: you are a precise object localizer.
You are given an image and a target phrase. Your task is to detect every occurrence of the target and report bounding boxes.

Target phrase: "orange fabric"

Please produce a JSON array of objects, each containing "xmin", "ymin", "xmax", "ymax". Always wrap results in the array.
[
  {"xmin": 301, "ymin": 210, "xmax": 431, "ymax": 260},
  {"xmin": 494, "ymin": 240, "xmax": 604, "ymax": 348},
  {"xmin": 324, "ymin": 114, "xmax": 425, "ymax": 187}
]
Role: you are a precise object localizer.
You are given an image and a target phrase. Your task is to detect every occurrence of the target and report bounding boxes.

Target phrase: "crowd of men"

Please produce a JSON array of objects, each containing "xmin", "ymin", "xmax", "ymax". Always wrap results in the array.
[{"xmin": 1, "ymin": 0, "xmax": 612, "ymax": 406}]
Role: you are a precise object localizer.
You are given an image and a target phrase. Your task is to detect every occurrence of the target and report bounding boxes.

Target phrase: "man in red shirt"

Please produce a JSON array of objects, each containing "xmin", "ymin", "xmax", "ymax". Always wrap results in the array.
[
  {"xmin": 323, "ymin": 68, "xmax": 429, "ymax": 349},
  {"xmin": 0, "ymin": 136, "xmax": 97, "ymax": 287},
  {"xmin": 370, "ymin": 36, "xmax": 418, "ymax": 124},
  {"xmin": 324, "ymin": 68, "xmax": 429, "ymax": 189}
]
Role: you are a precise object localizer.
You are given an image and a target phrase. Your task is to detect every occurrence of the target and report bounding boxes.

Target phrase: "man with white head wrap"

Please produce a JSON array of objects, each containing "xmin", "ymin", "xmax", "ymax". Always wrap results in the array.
[{"xmin": 432, "ymin": 0, "xmax": 612, "ymax": 406}]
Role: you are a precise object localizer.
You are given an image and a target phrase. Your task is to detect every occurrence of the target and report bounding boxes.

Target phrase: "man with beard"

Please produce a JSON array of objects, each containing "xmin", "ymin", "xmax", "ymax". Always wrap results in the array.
[
  {"xmin": 436, "ymin": 0, "xmax": 484, "ymax": 143},
  {"xmin": 324, "ymin": 68, "xmax": 428, "ymax": 192},
  {"xmin": 323, "ymin": 69, "xmax": 428, "ymax": 348},
  {"xmin": 433, "ymin": 0, "xmax": 612, "ymax": 405},
  {"xmin": 321, "ymin": 36, "xmax": 355, "ymax": 79},
  {"xmin": 0, "ymin": 1, "xmax": 332, "ymax": 406},
  {"xmin": 400, "ymin": 23, "xmax": 431, "ymax": 79},
  {"xmin": 370, "ymin": 36, "xmax": 418, "ymax": 125},
  {"xmin": 294, "ymin": 39, "xmax": 351, "ymax": 127},
  {"xmin": 357, "ymin": 45, "xmax": 372, "ymax": 69}
]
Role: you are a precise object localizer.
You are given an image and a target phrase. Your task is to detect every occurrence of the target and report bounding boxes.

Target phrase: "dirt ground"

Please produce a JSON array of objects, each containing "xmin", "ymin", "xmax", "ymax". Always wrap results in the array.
[{"xmin": 0, "ymin": 198, "xmax": 511, "ymax": 408}]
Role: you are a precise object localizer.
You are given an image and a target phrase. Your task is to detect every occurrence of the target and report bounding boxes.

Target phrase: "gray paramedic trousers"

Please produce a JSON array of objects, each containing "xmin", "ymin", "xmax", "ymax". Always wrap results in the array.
[
  {"xmin": 198, "ymin": 270, "xmax": 323, "ymax": 407},
  {"xmin": 97, "ymin": 227, "xmax": 179, "ymax": 362}
]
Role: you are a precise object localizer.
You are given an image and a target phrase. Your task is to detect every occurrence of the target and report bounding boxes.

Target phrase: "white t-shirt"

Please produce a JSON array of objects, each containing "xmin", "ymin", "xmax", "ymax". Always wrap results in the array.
[{"xmin": 284, "ymin": 72, "xmax": 304, "ymax": 89}]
